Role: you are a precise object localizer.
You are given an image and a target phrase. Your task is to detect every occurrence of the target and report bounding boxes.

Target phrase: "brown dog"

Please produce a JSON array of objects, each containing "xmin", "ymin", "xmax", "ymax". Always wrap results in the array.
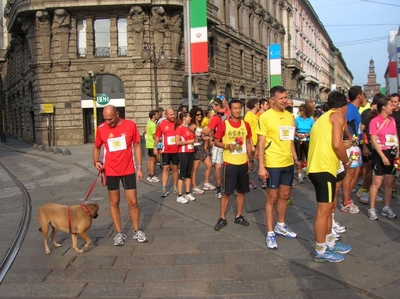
[{"xmin": 38, "ymin": 203, "xmax": 99, "ymax": 254}]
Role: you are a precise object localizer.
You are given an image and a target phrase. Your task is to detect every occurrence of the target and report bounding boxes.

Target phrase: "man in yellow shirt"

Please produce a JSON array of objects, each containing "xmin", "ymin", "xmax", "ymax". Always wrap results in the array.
[
  {"xmin": 257, "ymin": 86, "xmax": 301, "ymax": 250},
  {"xmin": 244, "ymin": 98, "xmax": 259, "ymax": 189}
]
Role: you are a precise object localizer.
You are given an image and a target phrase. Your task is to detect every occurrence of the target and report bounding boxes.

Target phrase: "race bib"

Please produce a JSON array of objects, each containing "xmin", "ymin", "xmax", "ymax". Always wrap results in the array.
[
  {"xmin": 279, "ymin": 126, "xmax": 295, "ymax": 141},
  {"xmin": 167, "ymin": 136, "xmax": 176, "ymax": 145},
  {"xmin": 107, "ymin": 136, "xmax": 127, "ymax": 152},
  {"xmin": 385, "ymin": 134, "xmax": 397, "ymax": 147},
  {"xmin": 188, "ymin": 143, "xmax": 194, "ymax": 150}
]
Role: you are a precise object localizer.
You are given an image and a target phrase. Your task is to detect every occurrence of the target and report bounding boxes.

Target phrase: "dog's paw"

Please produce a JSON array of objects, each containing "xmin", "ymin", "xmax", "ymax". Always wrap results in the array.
[
  {"xmin": 76, "ymin": 249, "xmax": 84, "ymax": 254},
  {"xmin": 55, "ymin": 243, "xmax": 62, "ymax": 248},
  {"xmin": 45, "ymin": 249, "xmax": 51, "ymax": 254}
]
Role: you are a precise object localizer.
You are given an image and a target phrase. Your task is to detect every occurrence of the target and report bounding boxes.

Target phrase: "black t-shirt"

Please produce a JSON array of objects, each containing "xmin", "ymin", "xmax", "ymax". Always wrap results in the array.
[{"xmin": 391, "ymin": 109, "xmax": 400, "ymax": 141}]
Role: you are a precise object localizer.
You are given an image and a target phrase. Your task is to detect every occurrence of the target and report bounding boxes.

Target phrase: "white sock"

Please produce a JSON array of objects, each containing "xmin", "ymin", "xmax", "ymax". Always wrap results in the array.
[
  {"xmin": 267, "ymin": 231, "xmax": 275, "ymax": 236},
  {"xmin": 325, "ymin": 234, "xmax": 335, "ymax": 248},
  {"xmin": 316, "ymin": 242, "xmax": 326, "ymax": 254},
  {"xmin": 277, "ymin": 222, "xmax": 285, "ymax": 228}
]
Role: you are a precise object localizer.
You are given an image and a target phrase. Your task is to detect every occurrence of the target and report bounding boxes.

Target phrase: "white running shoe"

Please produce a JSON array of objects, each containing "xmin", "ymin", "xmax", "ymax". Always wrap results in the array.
[
  {"xmin": 192, "ymin": 187, "xmax": 205, "ymax": 195},
  {"xmin": 185, "ymin": 193, "xmax": 196, "ymax": 201},
  {"xmin": 176, "ymin": 195, "xmax": 188, "ymax": 204},
  {"xmin": 203, "ymin": 183, "xmax": 216, "ymax": 191},
  {"xmin": 332, "ymin": 221, "xmax": 346, "ymax": 234}
]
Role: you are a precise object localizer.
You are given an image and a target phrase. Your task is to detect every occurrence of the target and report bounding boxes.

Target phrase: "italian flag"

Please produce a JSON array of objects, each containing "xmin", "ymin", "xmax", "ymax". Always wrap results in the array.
[{"xmin": 190, "ymin": 0, "xmax": 208, "ymax": 73}]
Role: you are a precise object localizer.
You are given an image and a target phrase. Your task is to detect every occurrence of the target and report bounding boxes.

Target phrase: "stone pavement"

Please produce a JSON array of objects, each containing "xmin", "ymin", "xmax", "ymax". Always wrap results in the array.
[{"xmin": 0, "ymin": 138, "xmax": 399, "ymax": 298}]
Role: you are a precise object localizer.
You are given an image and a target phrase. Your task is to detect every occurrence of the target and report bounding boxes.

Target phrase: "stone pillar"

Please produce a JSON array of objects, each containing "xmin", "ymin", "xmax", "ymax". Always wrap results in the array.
[
  {"xmin": 18, "ymin": 17, "xmax": 35, "ymax": 63},
  {"xmin": 53, "ymin": 9, "xmax": 71, "ymax": 71},
  {"xmin": 35, "ymin": 10, "xmax": 52, "ymax": 70},
  {"xmin": 85, "ymin": 16, "xmax": 94, "ymax": 59},
  {"xmin": 110, "ymin": 16, "xmax": 118, "ymax": 57}
]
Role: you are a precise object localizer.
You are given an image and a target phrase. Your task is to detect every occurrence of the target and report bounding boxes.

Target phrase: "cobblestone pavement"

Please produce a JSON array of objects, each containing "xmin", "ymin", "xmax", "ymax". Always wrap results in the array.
[{"xmin": 0, "ymin": 138, "xmax": 399, "ymax": 298}]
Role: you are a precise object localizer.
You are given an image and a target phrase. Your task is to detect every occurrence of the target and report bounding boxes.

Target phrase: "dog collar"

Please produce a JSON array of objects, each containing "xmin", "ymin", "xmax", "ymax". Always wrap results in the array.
[{"xmin": 80, "ymin": 204, "xmax": 93, "ymax": 218}]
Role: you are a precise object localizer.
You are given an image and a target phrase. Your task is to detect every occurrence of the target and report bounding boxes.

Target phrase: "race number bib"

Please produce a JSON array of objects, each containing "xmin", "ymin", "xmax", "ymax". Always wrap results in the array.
[
  {"xmin": 385, "ymin": 134, "xmax": 397, "ymax": 147},
  {"xmin": 167, "ymin": 136, "xmax": 176, "ymax": 145},
  {"xmin": 107, "ymin": 136, "xmax": 127, "ymax": 152},
  {"xmin": 188, "ymin": 143, "xmax": 194, "ymax": 150},
  {"xmin": 279, "ymin": 126, "xmax": 295, "ymax": 141}
]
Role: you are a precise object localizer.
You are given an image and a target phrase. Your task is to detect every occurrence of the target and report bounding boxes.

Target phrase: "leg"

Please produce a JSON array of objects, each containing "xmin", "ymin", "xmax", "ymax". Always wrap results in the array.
[
  {"xmin": 125, "ymin": 189, "xmax": 140, "ymax": 231},
  {"xmin": 235, "ymin": 192, "xmax": 245, "ymax": 217},
  {"xmin": 148, "ymin": 156, "xmax": 156, "ymax": 177},
  {"xmin": 177, "ymin": 178, "xmax": 184, "ymax": 195},
  {"xmin": 71, "ymin": 234, "xmax": 79, "ymax": 253},
  {"xmin": 108, "ymin": 189, "xmax": 122, "ymax": 233},
  {"xmin": 342, "ymin": 168, "xmax": 355, "ymax": 205},
  {"xmin": 315, "ymin": 202, "xmax": 334, "ymax": 243},
  {"xmin": 162, "ymin": 165, "xmax": 170, "ymax": 187},
  {"xmin": 215, "ymin": 163, "xmax": 222, "ymax": 187},
  {"xmin": 77, "ymin": 231, "xmax": 92, "ymax": 253},
  {"xmin": 185, "ymin": 178, "xmax": 191, "ymax": 193},
  {"xmin": 276, "ymin": 185, "xmax": 291, "ymax": 223},
  {"xmin": 172, "ymin": 164, "xmax": 179, "ymax": 187},
  {"xmin": 384, "ymin": 175, "xmax": 395, "ymax": 206},
  {"xmin": 50, "ymin": 226, "xmax": 61, "ymax": 248},
  {"xmin": 191, "ymin": 160, "xmax": 200, "ymax": 188},
  {"xmin": 41, "ymin": 224, "xmax": 51, "ymax": 254},
  {"xmin": 369, "ymin": 175, "xmax": 383, "ymax": 209},
  {"xmin": 265, "ymin": 188, "xmax": 279, "ymax": 232},
  {"xmin": 220, "ymin": 193, "xmax": 230, "ymax": 219},
  {"xmin": 203, "ymin": 156, "xmax": 213, "ymax": 183}
]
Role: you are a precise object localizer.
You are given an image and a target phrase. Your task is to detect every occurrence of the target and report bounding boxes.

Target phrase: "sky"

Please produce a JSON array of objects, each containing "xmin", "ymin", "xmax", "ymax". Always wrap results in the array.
[{"xmin": 309, "ymin": 0, "xmax": 400, "ymax": 88}]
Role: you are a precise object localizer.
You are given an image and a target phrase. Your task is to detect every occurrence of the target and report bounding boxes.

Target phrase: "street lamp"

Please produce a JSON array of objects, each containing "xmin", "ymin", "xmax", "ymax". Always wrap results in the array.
[{"xmin": 141, "ymin": 43, "xmax": 168, "ymax": 109}]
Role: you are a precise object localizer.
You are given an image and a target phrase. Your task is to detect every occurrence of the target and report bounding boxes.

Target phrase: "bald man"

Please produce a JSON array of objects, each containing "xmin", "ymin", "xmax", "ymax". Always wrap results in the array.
[{"xmin": 93, "ymin": 105, "xmax": 148, "ymax": 246}]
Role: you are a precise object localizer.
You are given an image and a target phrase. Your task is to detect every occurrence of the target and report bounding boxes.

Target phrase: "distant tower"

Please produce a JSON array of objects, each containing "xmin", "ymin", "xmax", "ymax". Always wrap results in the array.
[{"xmin": 363, "ymin": 58, "xmax": 381, "ymax": 100}]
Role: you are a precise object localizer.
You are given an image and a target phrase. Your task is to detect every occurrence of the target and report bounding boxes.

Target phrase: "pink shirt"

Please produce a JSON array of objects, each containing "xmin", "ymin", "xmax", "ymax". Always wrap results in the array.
[{"xmin": 369, "ymin": 114, "xmax": 398, "ymax": 150}]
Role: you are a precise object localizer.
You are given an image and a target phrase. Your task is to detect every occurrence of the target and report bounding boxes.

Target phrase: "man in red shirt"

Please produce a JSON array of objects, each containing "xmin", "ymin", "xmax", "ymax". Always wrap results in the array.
[
  {"xmin": 154, "ymin": 108, "xmax": 179, "ymax": 197},
  {"xmin": 93, "ymin": 105, "xmax": 147, "ymax": 246}
]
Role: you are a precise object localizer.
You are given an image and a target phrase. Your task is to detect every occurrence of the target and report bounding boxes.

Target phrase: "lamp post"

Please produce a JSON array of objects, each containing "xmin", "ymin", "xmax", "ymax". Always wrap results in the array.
[{"xmin": 141, "ymin": 43, "xmax": 168, "ymax": 109}]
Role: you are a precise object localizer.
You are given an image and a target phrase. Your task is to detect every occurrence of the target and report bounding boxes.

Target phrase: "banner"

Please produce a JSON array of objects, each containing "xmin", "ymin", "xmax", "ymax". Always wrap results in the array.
[
  {"xmin": 190, "ymin": 0, "xmax": 208, "ymax": 73},
  {"xmin": 269, "ymin": 44, "xmax": 282, "ymax": 88}
]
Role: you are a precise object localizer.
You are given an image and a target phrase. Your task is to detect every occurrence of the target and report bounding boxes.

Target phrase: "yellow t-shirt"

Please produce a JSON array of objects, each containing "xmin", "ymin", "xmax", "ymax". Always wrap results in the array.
[
  {"xmin": 256, "ymin": 109, "xmax": 295, "ymax": 168},
  {"xmin": 307, "ymin": 110, "xmax": 340, "ymax": 176},
  {"xmin": 201, "ymin": 117, "xmax": 209, "ymax": 128},
  {"xmin": 359, "ymin": 103, "xmax": 370, "ymax": 115},
  {"xmin": 222, "ymin": 120, "xmax": 248, "ymax": 165},
  {"xmin": 244, "ymin": 111, "xmax": 259, "ymax": 146}
]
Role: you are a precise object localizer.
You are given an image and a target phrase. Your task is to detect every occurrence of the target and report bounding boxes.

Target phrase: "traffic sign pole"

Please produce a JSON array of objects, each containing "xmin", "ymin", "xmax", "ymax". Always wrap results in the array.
[{"xmin": 92, "ymin": 77, "xmax": 97, "ymax": 139}]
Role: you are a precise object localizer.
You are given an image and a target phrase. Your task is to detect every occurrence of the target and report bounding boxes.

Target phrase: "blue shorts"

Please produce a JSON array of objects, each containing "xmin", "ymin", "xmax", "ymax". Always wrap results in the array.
[{"xmin": 266, "ymin": 165, "xmax": 294, "ymax": 189}]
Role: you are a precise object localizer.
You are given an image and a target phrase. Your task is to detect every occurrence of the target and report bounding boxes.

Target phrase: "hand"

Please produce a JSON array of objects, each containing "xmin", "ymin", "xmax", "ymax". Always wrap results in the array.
[
  {"xmin": 258, "ymin": 167, "xmax": 269, "ymax": 180},
  {"xmin": 227, "ymin": 143, "xmax": 236, "ymax": 151},
  {"xmin": 382, "ymin": 156, "xmax": 391, "ymax": 166},
  {"xmin": 362, "ymin": 146, "xmax": 371, "ymax": 157},
  {"xmin": 342, "ymin": 140, "xmax": 351, "ymax": 149},
  {"xmin": 294, "ymin": 160, "xmax": 301, "ymax": 169},
  {"xmin": 153, "ymin": 148, "xmax": 158, "ymax": 156},
  {"xmin": 94, "ymin": 161, "xmax": 103, "ymax": 171},
  {"xmin": 248, "ymin": 161, "xmax": 254, "ymax": 173},
  {"xmin": 298, "ymin": 134, "xmax": 305, "ymax": 139},
  {"xmin": 136, "ymin": 168, "xmax": 143, "ymax": 180}
]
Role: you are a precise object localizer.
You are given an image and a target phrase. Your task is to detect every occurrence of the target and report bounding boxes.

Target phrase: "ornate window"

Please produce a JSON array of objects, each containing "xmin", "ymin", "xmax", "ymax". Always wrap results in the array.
[
  {"xmin": 77, "ymin": 20, "xmax": 87, "ymax": 58},
  {"xmin": 117, "ymin": 18, "xmax": 127, "ymax": 56}
]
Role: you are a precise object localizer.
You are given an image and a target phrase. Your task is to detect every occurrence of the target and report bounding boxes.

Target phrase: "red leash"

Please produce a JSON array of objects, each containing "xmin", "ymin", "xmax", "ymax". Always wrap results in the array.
[{"xmin": 82, "ymin": 169, "xmax": 106, "ymax": 204}]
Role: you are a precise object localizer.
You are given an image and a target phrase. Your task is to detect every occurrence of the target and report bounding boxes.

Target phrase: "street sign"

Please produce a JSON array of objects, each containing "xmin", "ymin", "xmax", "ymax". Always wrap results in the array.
[
  {"xmin": 40, "ymin": 103, "xmax": 54, "ymax": 114},
  {"xmin": 96, "ymin": 94, "xmax": 110, "ymax": 105}
]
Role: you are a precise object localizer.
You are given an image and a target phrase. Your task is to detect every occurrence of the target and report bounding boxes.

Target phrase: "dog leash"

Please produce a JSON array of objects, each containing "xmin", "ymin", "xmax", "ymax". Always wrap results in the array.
[{"xmin": 82, "ymin": 168, "xmax": 106, "ymax": 204}]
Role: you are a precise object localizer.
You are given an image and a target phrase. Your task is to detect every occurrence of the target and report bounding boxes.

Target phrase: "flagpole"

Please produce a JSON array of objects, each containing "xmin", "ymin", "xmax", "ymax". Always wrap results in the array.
[{"xmin": 186, "ymin": 0, "xmax": 193, "ymax": 111}]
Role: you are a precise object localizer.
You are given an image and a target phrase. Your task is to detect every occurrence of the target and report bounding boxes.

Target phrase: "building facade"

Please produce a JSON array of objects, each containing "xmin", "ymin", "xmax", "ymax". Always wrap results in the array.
[{"xmin": 2, "ymin": 0, "xmax": 292, "ymax": 145}]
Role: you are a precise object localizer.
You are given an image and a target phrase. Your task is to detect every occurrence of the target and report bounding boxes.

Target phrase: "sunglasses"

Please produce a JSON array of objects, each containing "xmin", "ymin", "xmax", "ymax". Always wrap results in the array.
[{"xmin": 196, "ymin": 114, "xmax": 202, "ymax": 116}]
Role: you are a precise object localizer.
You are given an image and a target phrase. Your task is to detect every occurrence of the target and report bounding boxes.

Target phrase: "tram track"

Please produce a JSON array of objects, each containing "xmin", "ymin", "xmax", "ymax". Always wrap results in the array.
[{"xmin": 0, "ymin": 161, "xmax": 31, "ymax": 284}]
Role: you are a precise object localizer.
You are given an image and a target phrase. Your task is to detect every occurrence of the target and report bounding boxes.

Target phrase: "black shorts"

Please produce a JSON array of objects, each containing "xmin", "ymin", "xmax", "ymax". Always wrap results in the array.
[
  {"xmin": 308, "ymin": 172, "xmax": 336, "ymax": 203},
  {"xmin": 294, "ymin": 140, "xmax": 310, "ymax": 160},
  {"xmin": 336, "ymin": 171, "xmax": 346, "ymax": 182},
  {"xmin": 107, "ymin": 173, "xmax": 136, "ymax": 191},
  {"xmin": 266, "ymin": 165, "xmax": 294, "ymax": 189},
  {"xmin": 147, "ymin": 148, "xmax": 156, "ymax": 158},
  {"xmin": 162, "ymin": 153, "xmax": 179, "ymax": 166},
  {"xmin": 222, "ymin": 163, "xmax": 250, "ymax": 195},
  {"xmin": 178, "ymin": 152, "xmax": 194, "ymax": 180},
  {"xmin": 361, "ymin": 144, "xmax": 372, "ymax": 163},
  {"xmin": 194, "ymin": 145, "xmax": 209, "ymax": 161},
  {"xmin": 371, "ymin": 150, "xmax": 395, "ymax": 176}
]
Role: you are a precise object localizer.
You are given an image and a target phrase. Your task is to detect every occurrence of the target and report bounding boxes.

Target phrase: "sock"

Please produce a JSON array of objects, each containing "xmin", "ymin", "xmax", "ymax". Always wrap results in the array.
[
  {"xmin": 316, "ymin": 242, "xmax": 326, "ymax": 254},
  {"xmin": 267, "ymin": 231, "xmax": 275, "ymax": 236},
  {"xmin": 216, "ymin": 186, "xmax": 221, "ymax": 192},
  {"xmin": 325, "ymin": 234, "xmax": 335, "ymax": 248},
  {"xmin": 178, "ymin": 194, "xmax": 183, "ymax": 197},
  {"xmin": 277, "ymin": 222, "xmax": 285, "ymax": 228},
  {"xmin": 186, "ymin": 192, "xmax": 190, "ymax": 195},
  {"xmin": 162, "ymin": 186, "xmax": 167, "ymax": 190},
  {"xmin": 331, "ymin": 213, "xmax": 335, "ymax": 222}
]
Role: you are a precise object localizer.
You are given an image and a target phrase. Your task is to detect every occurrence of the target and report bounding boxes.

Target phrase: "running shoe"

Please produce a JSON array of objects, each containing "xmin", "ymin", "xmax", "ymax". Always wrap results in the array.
[
  {"xmin": 392, "ymin": 188, "xmax": 397, "ymax": 199},
  {"xmin": 150, "ymin": 176, "xmax": 160, "ymax": 182},
  {"xmin": 368, "ymin": 208, "xmax": 378, "ymax": 221},
  {"xmin": 287, "ymin": 196, "xmax": 295, "ymax": 206},
  {"xmin": 161, "ymin": 188, "xmax": 169, "ymax": 198},
  {"xmin": 176, "ymin": 195, "xmax": 188, "ymax": 204},
  {"xmin": 340, "ymin": 200, "xmax": 359, "ymax": 214},
  {"xmin": 113, "ymin": 233, "xmax": 127, "ymax": 246},
  {"xmin": 298, "ymin": 173, "xmax": 304, "ymax": 184},
  {"xmin": 203, "ymin": 183, "xmax": 216, "ymax": 191},
  {"xmin": 234, "ymin": 215, "xmax": 249, "ymax": 226},
  {"xmin": 146, "ymin": 176, "xmax": 152, "ymax": 182},
  {"xmin": 328, "ymin": 242, "xmax": 351, "ymax": 254},
  {"xmin": 356, "ymin": 188, "xmax": 369, "ymax": 204},
  {"xmin": 274, "ymin": 223, "xmax": 297, "ymax": 238},
  {"xmin": 266, "ymin": 234, "xmax": 278, "ymax": 250},
  {"xmin": 261, "ymin": 181, "xmax": 267, "ymax": 189},
  {"xmin": 173, "ymin": 185, "xmax": 178, "ymax": 194},
  {"xmin": 192, "ymin": 187, "xmax": 205, "ymax": 195},
  {"xmin": 331, "ymin": 228, "xmax": 341, "ymax": 241},
  {"xmin": 313, "ymin": 250, "xmax": 345, "ymax": 263},
  {"xmin": 382, "ymin": 206, "xmax": 397, "ymax": 219},
  {"xmin": 214, "ymin": 218, "xmax": 227, "ymax": 231},
  {"xmin": 215, "ymin": 192, "xmax": 222, "ymax": 199},
  {"xmin": 249, "ymin": 181, "xmax": 257, "ymax": 189},
  {"xmin": 332, "ymin": 221, "xmax": 346, "ymax": 234},
  {"xmin": 376, "ymin": 195, "xmax": 384, "ymax": 203},
  {"xmin": 132, "ymin": 230, "xmax": 148, "ymax": 243},
  {"xmin": 185, "ymin": 193, "xmax": 196, "ymax": 201}
]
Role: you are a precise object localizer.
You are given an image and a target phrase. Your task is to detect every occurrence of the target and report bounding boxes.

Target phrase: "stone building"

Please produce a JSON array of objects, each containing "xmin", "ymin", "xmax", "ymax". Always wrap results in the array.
[
  {"xmin": 2, "ymin": 0, "xmax": 292, "ymax": 145},
  {"xmin": 363, "ymin": 58, "xmax": 381, "ymax": 101}
]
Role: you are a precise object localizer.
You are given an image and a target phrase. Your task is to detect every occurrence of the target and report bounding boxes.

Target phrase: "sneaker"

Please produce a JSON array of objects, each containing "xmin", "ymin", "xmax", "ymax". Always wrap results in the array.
[
  {"xmin": 298, "ymin": 173, "xmax": 304, "ymax": 184},
  {"xmin": 393, "ymin": 189, "xmax": 398, "ymax": 198},
  {"xmin": 274, "ymin": 223, "xmax": 297, "ymax": 238},
  {"xmin": 234, "ymin": 215, "xmax": 249, "ymax": 226},
  {"xmin": 357, "ymin": 188, "xmax": 370, "ymax": 204},
  {"xmin": 382, "ymin": 206, "xmax": 397, "ymax": 219},
  {"xmin": 215, "ymin": 192, "xmax": 222, "ymax": 199},
  {"xmin": 203, "ymin": 183, "xmax": 216, "ymax": 191},
  {"xmin": 265, "ymin": 233, "xmax": 278, "ymax": 250},
  {"xmin": 176, "ymin": 195, "xmax": 188, "ymax": 204},
  {"xmin": 376, "ymin": 195, "xmax": 384, "ymax": 203},
  {"xmin": 287, "ymin": 196, "xmax": 295, "ymax": 206},
  {"xmin": 186, "ymin": 193, "xmax": 196, "ymax": 201},
  {"xmin": 173, "ymin": 185, "xmax": 178, "ymax": 194},
  {"xmin": 161, "ymin": 188, "xmax": 169, "ymax": 198},
  {"xmin": 328, "ymin": 242, "xmax": 351, "ymax": 254},
  {"xmin": 368, "ymin": 208, "xmax": 378, "ymax": 221},
  {"xmin": 146, "ymin": 176, "xmax": 152, "ymax": 182},
  {"xmin": 133, "ymin": 230, "xmax": 148, "ymax": 243},
  {"xmin": 332, "ymin": 228, "xmax": 341, "ymax": 241},
  {"xmin": 192, "ymin": 187, "xmax": 205, "ymax": 195},
  {"xmin": 113, "ymin": 233, "xmax": 127, "ymax": 246},
  {"xmin": 352, "ymin": 188, "xmax": 357, "ymax": 193},
  {"xmin": 249, "ymin": 181, "xmax": 257, "ymax": 189},
  {"xmin": 340, "ymin": 200, "xmax": 359, "ymax": 214},
  {"xmin": 214, "ymin": 218, "xmax": 227, "ymax": 231},
  {"xmin": 313, "ymin": 250, "xmax": 345, "ymax": 263},
  {"xmin": 358, "ymin": 178, "xmax": 364, "ymax": 186},
  {"xmin": 150, "ymin": 176, "xmax": 160, "ymax": 182},
  {"xmin": 332, "ymin": 221, "xmax": 346, "ymax": 234},
  {"xmin": 261, "ymin": 181, "xmax": 267, "ymax": 189}
]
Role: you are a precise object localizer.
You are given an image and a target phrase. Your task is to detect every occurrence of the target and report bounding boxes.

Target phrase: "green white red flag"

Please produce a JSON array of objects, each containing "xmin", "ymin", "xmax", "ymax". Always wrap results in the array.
[{"xmin": 189, "ymin": 0, "xmax": 208, "ymax": 73}]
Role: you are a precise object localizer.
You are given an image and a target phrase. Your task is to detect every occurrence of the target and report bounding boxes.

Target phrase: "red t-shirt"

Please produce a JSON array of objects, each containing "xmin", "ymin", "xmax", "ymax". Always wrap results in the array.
[
  {"xmin": 214, "ymin": 119, "xmax": 252, "ymax": 141},
  {"xmin": 155, "ymin": 119, "xmax": 178, "ymax": 153},
  {"xmin": 209, "ymin": 114, "xmax": 225, "ymax": 132},
  {"xmin": 175, "ymin": 125, "xmax": 195, "ymax": 153},
  {"xmin": 94, "ymin": 119, "xmax": 140, "ymax": 176}
]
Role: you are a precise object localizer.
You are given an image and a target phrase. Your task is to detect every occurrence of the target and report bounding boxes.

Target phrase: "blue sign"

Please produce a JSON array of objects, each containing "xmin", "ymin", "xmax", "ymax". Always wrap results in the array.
[{"xmin": 269, "ymin": 44, "xmax": 281, "ymax": 59}]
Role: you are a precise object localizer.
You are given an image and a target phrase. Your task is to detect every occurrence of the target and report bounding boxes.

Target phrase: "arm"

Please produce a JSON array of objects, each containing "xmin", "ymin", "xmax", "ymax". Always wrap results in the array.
[
  {"xmin": 331, "ymin": 112, "xmax": 350, "ymax": 165},
  {"xmin": 343, "ymin": 121, "xmax": 352, "ymax": 140},
  {"xmin": 175, "ymin": 134, "xmax": 194, "ymax": 146},
  {"xmin": 92, "ymin": 145, "xmax": 103, "ymax": 170},
  {"xmin": 133, "ymin": 142, "xmax": 143, "ymax": 180},
  {"xmin": 153, "ymin": 136, "xmax": 160, "ymax": 156},
  {"xmin": 257, "ymin": 135, "xmax": 268, "ymax": 179},
  {"xmin": 370, "ymin": 135, "xmax": 390, "ymax": 166},
  {"xmin": 291, "ymin": 140, "xmax": 301, "ymax": 168}
]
